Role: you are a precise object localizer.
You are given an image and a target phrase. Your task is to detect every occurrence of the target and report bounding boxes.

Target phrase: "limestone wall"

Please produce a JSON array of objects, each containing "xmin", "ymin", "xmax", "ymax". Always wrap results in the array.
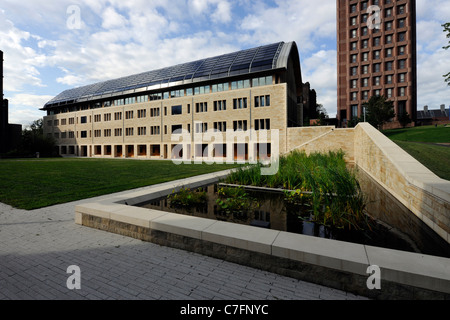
[
  {"xmin": 287, "ymin": 123, "xmax": 450, "ymax": 244},
  {"xmin": 354, "ymin": 123, "xmax": 450, "ymax": 244},
  {"xmin": 286, "ymin": 127, "xmax": 355, "ymax": 162}
]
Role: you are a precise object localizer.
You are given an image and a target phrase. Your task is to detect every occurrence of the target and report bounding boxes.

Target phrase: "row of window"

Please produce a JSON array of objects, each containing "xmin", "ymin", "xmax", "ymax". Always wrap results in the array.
[
  {"xmin": 350, "ymin": 27, "xmax": 407, "ymax": 42},
  {"xmin": 350, "ymin": 86, "xmax": 407, "ymax": 101},
  {"xmin": 47, "ymin": 96, "xmax": 272, "ymax": 127},
  {"xmin": 351, "ymin": 45, "xmax": 406, "ymax": 62},
  {"xmin": 50, "ymin": 119, "xmax": 272, "ymax": 139},
  {"xmin": 350, "ymin": 73, "xmax": 407, "ymax": 88},
  {"xmin": 350, "ymin": 1, "xmax": 405, "ymax": 15},
  {"xmin": 350, "ymin": 59, "xmax": 407, "ymax": 76}
]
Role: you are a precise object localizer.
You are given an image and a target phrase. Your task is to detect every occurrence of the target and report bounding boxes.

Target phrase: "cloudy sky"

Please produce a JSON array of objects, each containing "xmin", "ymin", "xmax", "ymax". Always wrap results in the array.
[{"xmin": 1, "ymin": 0, "xmax": 449, "ymax": 127}]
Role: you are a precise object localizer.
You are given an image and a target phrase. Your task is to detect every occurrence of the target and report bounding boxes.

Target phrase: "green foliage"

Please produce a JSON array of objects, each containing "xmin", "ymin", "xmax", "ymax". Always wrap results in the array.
[
  {"xmin": 225, "ymin": 150, "xmax": 369, "ymax": 231},
  {"xmin": 398, "ymin": 111, "xmax": 412, "ymax": 128},
  {"xmin": 443, "ymin": 23, "xmax": 450, "ymax": 85},
  {"xmin": 215, "ymin": 186, "xmax": 259, "ymax": 214},
  {"xmin": 168, "ymin": 187, "xmax": 207, "ymax": 209},
  {"xmin": 362, "ymin": 95, "xmax": 396, "ymax": 130}
]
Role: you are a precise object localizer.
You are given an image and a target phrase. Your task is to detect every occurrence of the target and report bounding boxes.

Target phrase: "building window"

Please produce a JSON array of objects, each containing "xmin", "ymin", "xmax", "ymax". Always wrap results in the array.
[
  {"xmin": 150, "ymin": 126, "xmax": 160, "ymax": 135},
  {"xmin": 398, "ymin": 32, "xmax": 406, "ymax": 42},
  {"xmin": 104, "ymin": 113, "xmax": 111, "ymax": 121},
  {"xmin": 194, "ymin": 85, "xmax": 210, "ymax": 95},
  {"xmin": 213, "ymin": 121, "xmax": 227, "ymax": 132},
  {"xmin": 385, "ymin": 61, "xmax": 393, "ymax": 71},
  {"xmin": 351, "ymin": 79, "xmax": 357, "ymax": 89},
  {"xmin": 233, "ymin": 98, "xmax": 248, "ymax": 109},
  {"xmin": 385, "ymin": 8, "xmax": 392, "ymax": 18},
  {"xmin": 137, "ymin": 109, "xmax": 147, "ymax": 118},
  {"xmin": 212, "ymin": 82, "xmax": 228, "ymax": 93},
  {"xmin": 149, "ymin": 93, "xmax": 162, "ymax": 101},
  {"xmin": 150, "ymin": 108, "xmax": 160, "ymax": 117},
  {"xmin": 386, "ymin": 88, "xmax": 393, "ymax": 98},
  {"xmin": 125, "ymin": 111, "xmax": 134, "ymax": 119},
  {"xmin": 362, "ymin": 78, "xmax": 369, "ymax": 87},
  {"xmin": 94, "ymin": 130, "xmax": 101, "ymax": 138},
  {"xmin": 136, "ymin": 95, "xmax": 148, "ymax": 103},
  {"xmin": 126, "ymin": 128, "xmax": 134, "ymax": 136},
  {"xmin": 362, "ymin": 65, "xmax": 369, "ymax": 74},
  {"xmin": 386, "ymin": 75, "xmax": 393, "ymax": 84},
  {"xmin": 351, "ymin": 54, "xmax": 358, "ymax": 63},
  {"xmin": 351, "ymin": 42, "xmax": 357, "ymax": 51},
  {"xmin": 362, "ymin": 91, "xmax": 369, "ymax": 101},
  {"xmin": 115, "ymin": 128, "xmax": 122, "ymax": 137},
  {"xmin": 170, "ymin": 90, "xmax": 184, "ymax": 98},
  {"xmin": 350, "ymin": 66, "xmax": 358, "ymax": 76},
  {"xmin": 80, "ymin": 116, "xmax": 87, "ymax": 124},
  {"xmin": 104, "ymin": 129, "xmax": 111, "ymax": 137},
  {"xmin": 373, "ymin": 37, "xmax": 381, "ymax": 46},
  {"xmin": 171, "ymin": 105, "xmax": 182, "ymax": 115},
  {"xmin": 351, "ymin": 105, "xmax": 358, "ymax": 119},
  {"xmin": 373, "ymin": 50, "xmax": 380, "ymax": 60},
  {"xmin": 399, "ymin": 87, "xmax": 406, "ymax": 96},
  {"xmin": 213, "ymin": 100, "xmax": 227, "ymax": 111},
  {"xmin": 398, "ymin": 59, "xmax": 407, "ymax": 69},
  {"xmin": 114, "ymin": 99, "xmax": 124, "ymax": 106},
  {"xmin": 254, "ymin": 95, "xmax": 271, "ymax": 108},
  {"xmin": 125, "ymin": 97, "xmax": 135, "ymax": 105},
  {"xmin": 385, "ymin": 21, "xmax": 392, "ymax": 31},
  {"xmin": 233, "ymin": 120, "xmax": 248, "ymax": 131},
  {"xmin": 398, "ymin": 46, "xmax": 406, "ymax": 56},
  {"xmin": 398, "ymin": 5, "xmax": 405, "ymax": 15},
  {"xmin": 196, "ymin": 102, "xmax": 208, "ymax": 113},
  {"xmin": 195, "ymin": 123, "xmax": 208, "ymax": 133},
  {"xmin": 373, "ymin": 76, "xmax": 381, "ymax": 86},
  {"xmin": 254, "ymin": 119, "xmax": 270, "ymax": 131},
  {"xmin": 361, "ymin": 27, "xmax": 368, "ymax": 36},
  {"xmin": 69, "ymin": 131, "xmax": 75, "ymax": 139},
  {"xmin": 69, "ymin": 118, "xmax": 75, "ymax": 125},
  {"xmin": 361, "ymin": 40, "xmax": 368, "ymax": 49},
  {"xmin": 351, "ymin": 92, "xmax": 358, "ymax": 101},
  {"xmin": 114, "ymin": 112, "xmax": 122, "ymax": 121},
  {"xmin": 398, "ymin": 18, "xmax": 406, "ymax": 28},
  {"xmin": 399, "ymin": 73, "xmax": 406, "ymax": 83},
  {"xmin": 386, "ymin": 48, "xmax": 393, "ymax": 57},
  {"xmin": 350, "ymin": 17, "xmax": 357, "ymax": 26},
  {"xmin": 252, "ymin": 76, "xmax": 272, "ymax": 87},
  {"xmin": 385, "ymin": 34, "xmax": 393, "ymax": 44},
  {"xmin": 362, "ymin": 52, "xmax": 368, "ymax": 62},
  {"xmin": 80, "ymin": 131, "xmax": 87, "ymax": 138},
  {"xmin": 138, "ymin": 127, "xmax": 147, "ymax": 136}
]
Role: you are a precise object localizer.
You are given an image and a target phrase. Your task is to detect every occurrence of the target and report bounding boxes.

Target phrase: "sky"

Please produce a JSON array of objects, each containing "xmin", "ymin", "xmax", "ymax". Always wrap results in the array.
[{"xmin": 1, "ymin": 0, "xmax": 449, "ymax": 127}]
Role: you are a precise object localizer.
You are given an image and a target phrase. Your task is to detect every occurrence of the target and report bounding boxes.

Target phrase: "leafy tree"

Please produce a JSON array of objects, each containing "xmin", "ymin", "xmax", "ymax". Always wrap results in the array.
[
  {"xmin": 316, "ymin": 104, "xmax": 329, "ymax": 126},
  {"xmin": 362, "ymin": 95, "xmax": 396, "ymax": 130},
  {"xmin": 398, "ymin": 110, "xmax": 412, "ymax": 128},
  {"xmin": 19, "ymin": 119, "xmax": 56, "ymax": 157},
  {"xmin": 443, "ymin": 22, "xmax": 450, "ymax": 86}
]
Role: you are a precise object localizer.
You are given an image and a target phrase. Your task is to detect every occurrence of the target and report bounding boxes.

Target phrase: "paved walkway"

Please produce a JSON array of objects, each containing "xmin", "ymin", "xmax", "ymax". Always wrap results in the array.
[{"xmin": 0, "ymin": 194, "xmax": 369, "ymax": 300}]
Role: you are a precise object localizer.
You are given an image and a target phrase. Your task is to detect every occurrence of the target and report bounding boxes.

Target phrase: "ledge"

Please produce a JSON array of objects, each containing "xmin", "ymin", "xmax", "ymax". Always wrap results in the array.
[{"xmin": 74, "ymin": 170, "xmax": 450, "ymax": 300}]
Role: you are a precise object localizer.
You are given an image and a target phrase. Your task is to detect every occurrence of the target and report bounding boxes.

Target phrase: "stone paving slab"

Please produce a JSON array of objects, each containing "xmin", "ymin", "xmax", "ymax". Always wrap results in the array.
[{"xmin": 0, "ymin": 197, "xmax": 368, "ymax": 300}]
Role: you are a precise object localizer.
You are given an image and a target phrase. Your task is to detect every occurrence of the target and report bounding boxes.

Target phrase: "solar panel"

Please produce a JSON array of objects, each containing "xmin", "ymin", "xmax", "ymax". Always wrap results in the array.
[{"xmin": 44, "ymin": 42, "xmax": 287, "ymax": 108}]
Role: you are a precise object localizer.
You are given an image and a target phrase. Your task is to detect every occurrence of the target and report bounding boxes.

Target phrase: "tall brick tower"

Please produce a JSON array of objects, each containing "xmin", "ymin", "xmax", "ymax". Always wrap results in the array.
[{"xmin": 336, "ymin": 0, "xmax": 417, "ymax": 128}]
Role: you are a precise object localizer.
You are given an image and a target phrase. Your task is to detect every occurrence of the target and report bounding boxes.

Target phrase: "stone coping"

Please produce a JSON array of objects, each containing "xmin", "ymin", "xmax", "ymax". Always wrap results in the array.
[{"xmin": 75, "ymin": 170, "xmax": 450, "ymax": 299}]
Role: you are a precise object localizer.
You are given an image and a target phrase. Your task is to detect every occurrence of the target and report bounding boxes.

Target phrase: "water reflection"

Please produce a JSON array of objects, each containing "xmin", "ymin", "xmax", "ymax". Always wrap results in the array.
[{"xmin": 138, "ymin": 167, "xmax": 450, "ymax": 258}]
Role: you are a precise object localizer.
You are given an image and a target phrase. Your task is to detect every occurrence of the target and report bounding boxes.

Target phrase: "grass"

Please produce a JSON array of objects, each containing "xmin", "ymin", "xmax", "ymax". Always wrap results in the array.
[
  {"xmin": 225, "ymin": 150, "xmax": 369, "ymax": 231},
  {"xmin": 0, "ymin": 158, "xmax": 239, "ymax": 210},
  {"xmin": 382, "ymin": 125, "xmax": 450, "ymax": 143},
  {"xmin": 382, "ymin": 125, "xmax": 450, "ymax": 181}
]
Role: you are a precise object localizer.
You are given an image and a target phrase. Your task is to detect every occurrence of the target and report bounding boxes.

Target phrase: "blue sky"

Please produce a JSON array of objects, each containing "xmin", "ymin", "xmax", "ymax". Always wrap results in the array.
[{"xmin": 1, "ymin": 0, "xmax": 449, "ymax": 127}]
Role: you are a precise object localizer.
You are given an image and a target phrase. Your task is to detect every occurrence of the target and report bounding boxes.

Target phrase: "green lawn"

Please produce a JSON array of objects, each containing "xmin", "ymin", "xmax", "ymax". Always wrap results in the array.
[
  {"xmin": 382, "ymin": 125, "xmax": 450, "ymax": 143},
  {"xmin": 382, "ymin": 125, "xmax": 450, "ymax": 181},
  {"xmin": 0, "ymin": 158, "xmax": 239, "ymax": 210}
]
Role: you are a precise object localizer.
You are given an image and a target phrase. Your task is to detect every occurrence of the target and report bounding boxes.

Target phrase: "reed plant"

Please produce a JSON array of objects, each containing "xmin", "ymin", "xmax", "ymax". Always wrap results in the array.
[{"xmin": 225, "ymin": 150, "xmax": 369, "ymax": 231}]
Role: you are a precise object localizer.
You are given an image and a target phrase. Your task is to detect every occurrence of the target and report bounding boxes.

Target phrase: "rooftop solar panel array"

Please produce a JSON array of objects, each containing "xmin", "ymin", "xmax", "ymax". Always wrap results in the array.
[{"xmin": 44, "ymin": 42, "xmax": 286, "ymax": 108}]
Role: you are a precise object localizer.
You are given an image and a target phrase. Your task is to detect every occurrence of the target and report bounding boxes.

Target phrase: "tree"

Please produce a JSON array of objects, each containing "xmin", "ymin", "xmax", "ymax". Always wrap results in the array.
[
  {"xmin": 19, "ymin": 119, "xmax": 56, "ymax": 157},
  {"xmin": 362, "ymin": 95, "xmax": 395, "ymax": 130},
  {"xmin": 443, "ymin": 22, "xmax": 450, "ymax": 86},
  {"xmin": 316, "ymin": 104, "xmax": 329, "ymax": 126},
  {"xmin": 398, "ymin": 110, "xmax": 412, "ymax": 128}
]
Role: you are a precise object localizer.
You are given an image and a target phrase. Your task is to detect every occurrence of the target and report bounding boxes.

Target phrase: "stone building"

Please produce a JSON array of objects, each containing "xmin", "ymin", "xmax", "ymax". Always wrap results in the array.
[{"xmin": 42, "ymin": 41, "xmax": 316, "ymax": 160}]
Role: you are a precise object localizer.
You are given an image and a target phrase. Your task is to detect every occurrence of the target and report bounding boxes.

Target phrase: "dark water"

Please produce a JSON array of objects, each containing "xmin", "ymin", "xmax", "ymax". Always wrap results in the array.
[{"xmin": 137, "ymin": 169, "xmax": 450, "ymax": 258}]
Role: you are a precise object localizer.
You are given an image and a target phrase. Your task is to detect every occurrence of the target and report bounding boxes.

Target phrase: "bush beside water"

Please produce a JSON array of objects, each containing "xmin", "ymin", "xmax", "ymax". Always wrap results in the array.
[{"xmin": 225, "ymin": 150, "xmax": 369, "ymax": 231}]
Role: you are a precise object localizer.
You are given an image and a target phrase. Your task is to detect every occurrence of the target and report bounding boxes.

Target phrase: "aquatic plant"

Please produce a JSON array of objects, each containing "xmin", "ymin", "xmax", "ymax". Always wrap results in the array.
[
  {"xmin": 226, "ymin": 150, "xmax": 369, "ymax": 231},
  {"xmin": 168, "ymin": 187, "xmax": 207, "ymax": 208},
  {"xmin": 215, "ymin": 186, "xmax": 259, "ymax": 215}
]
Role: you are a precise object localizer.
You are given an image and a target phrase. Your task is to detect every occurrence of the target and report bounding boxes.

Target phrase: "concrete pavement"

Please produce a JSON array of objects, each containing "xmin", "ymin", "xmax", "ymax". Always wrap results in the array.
[{"xmin": 0, "ymin": 195, "xmax": 369, "ymax": 300}]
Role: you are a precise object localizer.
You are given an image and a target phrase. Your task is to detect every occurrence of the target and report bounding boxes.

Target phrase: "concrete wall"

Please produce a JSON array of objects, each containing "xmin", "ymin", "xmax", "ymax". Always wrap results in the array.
[
  {"xmin": 354, "ymin": 122, "xmax": 450, "ymax": 244},
  {"xmin": 289, "ymin": 123, "xmax": 450, "ymax": 244}
]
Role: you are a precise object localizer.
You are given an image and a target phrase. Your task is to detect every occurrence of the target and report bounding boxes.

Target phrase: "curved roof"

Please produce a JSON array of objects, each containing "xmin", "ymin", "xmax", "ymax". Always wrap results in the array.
[{"xmin": 43, "ymin": 41, "xmax": 296, "ymax": 109}]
